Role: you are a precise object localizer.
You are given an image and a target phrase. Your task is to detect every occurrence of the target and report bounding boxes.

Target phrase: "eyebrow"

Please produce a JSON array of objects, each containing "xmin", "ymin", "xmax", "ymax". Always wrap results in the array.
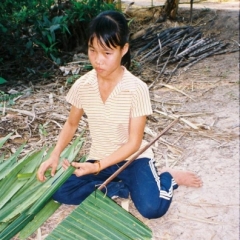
[{"xmin": 88, "ymin": 42, "xmax": 114, "ymax": 52}]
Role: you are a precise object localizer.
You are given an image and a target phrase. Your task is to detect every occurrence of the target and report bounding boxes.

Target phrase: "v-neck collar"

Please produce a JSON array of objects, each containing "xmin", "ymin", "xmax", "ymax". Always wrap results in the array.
[{"xmin": 88, "ymin": 67, "xmax": 128, "ymax": 104}]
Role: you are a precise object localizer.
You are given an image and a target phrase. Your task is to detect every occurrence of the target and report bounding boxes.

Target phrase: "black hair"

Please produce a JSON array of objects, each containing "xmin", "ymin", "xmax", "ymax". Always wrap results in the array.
[{"xmin": 88, "ymin": 10, "xmax": 131, "ymax": 69}]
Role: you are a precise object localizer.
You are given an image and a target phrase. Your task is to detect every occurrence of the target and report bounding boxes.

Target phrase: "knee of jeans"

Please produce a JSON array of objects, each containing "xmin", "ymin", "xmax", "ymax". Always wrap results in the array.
[
  {"xmin": 52, "ymin": 190, "xmax": 62, "ymax": 203},
  {"xmin": 137, "ymin": 203, "xmax": 169, "ymax": 219}
]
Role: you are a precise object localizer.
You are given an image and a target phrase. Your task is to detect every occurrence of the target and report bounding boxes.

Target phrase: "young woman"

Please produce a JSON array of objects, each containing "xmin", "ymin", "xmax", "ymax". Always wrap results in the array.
[{"xmin": 37, "ymin": 10, "xmax": 202, "ymax": 219}]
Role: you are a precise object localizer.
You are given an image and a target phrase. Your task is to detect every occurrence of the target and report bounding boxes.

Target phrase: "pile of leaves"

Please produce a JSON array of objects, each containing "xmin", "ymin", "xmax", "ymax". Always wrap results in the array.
[{"xmin": 0, "ymin": 132, "xmax": 85, "ymax": 239}]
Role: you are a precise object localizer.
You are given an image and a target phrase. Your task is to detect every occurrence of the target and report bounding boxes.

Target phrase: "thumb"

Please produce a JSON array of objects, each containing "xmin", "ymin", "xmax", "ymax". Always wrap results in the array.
[
  {"xmin": 71, "ymin": 162, "xmax": 77, "ymax": 168},
  {"xmin": 71, "ymin": 162, "xmax": 81, "ymax": 169}
]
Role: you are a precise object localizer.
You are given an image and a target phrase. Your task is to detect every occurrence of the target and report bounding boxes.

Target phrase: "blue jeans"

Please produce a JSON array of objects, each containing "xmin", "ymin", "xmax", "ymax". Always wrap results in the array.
[{"xmin": 53, "ymin": 158, "xmax": 178, "ymax": 219}]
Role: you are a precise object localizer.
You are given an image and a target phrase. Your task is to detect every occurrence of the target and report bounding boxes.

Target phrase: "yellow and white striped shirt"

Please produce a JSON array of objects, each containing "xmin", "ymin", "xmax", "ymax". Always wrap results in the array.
[{"xmin": 66, "ymin": 67, "xmax": 153, "ymax": 160}]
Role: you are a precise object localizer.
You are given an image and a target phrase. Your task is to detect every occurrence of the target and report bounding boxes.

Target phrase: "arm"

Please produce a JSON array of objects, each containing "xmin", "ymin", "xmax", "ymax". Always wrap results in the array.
[
  {"xmin": 37, "ymin": 105, "xmax": 83, "ymax": 181},
  {"xmin": 100, "ymin": 115, "xmax": 146, "ymax": 168},
  {"xmin": 72, "ymin": 115, "xmax": 146, "ymax": 176}
]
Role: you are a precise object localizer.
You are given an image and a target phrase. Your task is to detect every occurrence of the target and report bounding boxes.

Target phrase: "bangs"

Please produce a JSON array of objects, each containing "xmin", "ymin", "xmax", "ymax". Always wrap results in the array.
[{"xmin": 88, "ymin": 16, "xmax": 122, "ymax": 49}]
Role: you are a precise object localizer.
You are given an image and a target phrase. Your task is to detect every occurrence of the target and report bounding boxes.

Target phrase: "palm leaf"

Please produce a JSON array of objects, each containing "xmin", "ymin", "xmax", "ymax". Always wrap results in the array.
[
  {"xmin": 0, "ymin": 149, "xmax": 45, "ymax": 210},
  {"xmin": 0, "ymin": 134, "xmax": 86, "ymax": 239},
  {"xmin": 0, "ymin": 144, "xmax": 25, "ymax": 179},
  {"xmin": 18, "ymin": 199, "xmax": 61, "ymax": 240},
  {"xmin": 0, "ymin": 133, "xmax": 12, "ymax": 149},
  {"xmin": 0, "ymin": 166, "xmax": 76, "ymax": 239},
  {"xmin": 46, "ymin": 190, "xmax": 152, "ymax": 240}
]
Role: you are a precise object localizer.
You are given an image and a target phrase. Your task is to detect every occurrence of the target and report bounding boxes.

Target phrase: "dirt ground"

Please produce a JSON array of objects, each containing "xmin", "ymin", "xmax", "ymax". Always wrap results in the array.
[
  {"xmin": 0, "ymin": 1, "xmax": 239, "ymax": 240},
  {"xmin": 128, "ymin": 2, "xmax": 239, "ymax": 239}
]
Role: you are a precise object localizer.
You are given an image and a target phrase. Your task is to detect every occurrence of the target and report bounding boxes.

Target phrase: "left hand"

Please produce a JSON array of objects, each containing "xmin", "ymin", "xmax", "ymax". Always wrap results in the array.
[{"xmin": 62, "ymin": 159, "xmax": 98, "ymax": 177}]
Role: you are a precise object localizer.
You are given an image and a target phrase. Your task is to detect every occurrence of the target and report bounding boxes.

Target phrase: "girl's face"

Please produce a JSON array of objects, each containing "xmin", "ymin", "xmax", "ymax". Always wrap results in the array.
[{"xmin": 88, "ymin": 37, "xmax": 128, "ymax": 78}]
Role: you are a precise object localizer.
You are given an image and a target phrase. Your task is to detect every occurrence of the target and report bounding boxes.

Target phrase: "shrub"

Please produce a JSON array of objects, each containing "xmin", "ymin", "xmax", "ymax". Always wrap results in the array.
[{"xmin": 0, "ymin": 0, "xmax": 117, "ymax": 82}]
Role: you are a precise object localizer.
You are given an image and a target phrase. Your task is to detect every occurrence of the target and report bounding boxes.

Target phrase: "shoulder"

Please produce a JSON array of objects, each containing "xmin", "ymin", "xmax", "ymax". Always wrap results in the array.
[
  {"xmin": 72, "ymin": 69, "xmax": 97, "ymax": 89},
  {"xmin": 122, "ymin": 68, "xmax": 148, "ymax": 92},
  {"xmin": 66, "ymin": 69, "xmax": 97, "ymax": 106}
]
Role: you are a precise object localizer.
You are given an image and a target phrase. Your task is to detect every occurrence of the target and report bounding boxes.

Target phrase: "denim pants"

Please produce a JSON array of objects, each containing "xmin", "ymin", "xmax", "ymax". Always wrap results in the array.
[{"xmin": 53, "ymin": 158, "xmax": 178, "ymax": 219}]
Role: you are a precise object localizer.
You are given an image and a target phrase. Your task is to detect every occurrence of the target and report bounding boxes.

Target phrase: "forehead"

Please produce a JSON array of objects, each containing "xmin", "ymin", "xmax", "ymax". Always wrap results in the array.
[{"xmin": 88, "ymin": 37, "xmax": 118, "ymax": 50}]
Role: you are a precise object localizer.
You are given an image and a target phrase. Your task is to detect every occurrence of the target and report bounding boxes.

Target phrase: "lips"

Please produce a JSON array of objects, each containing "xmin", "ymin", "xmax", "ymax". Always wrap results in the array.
[{"xmin": 95, "ymin": 67, "xmax": 104, "ymax": 73}]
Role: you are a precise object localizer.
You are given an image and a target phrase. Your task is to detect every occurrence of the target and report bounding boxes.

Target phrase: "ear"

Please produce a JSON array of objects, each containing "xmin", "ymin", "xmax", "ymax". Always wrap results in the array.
[{"xmin": 121, "ymin": 43, "xmax": 129, "ymax": 57}]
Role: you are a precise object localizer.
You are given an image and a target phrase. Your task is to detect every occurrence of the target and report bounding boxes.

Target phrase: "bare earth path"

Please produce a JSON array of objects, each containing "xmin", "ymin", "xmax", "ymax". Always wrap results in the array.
[{"xmin": 125, "ymin": 1, "xmax": 239, "ymax": 239}]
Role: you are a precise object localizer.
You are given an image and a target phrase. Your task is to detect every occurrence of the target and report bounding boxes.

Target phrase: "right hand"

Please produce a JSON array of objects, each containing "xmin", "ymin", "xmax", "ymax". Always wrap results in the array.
[{"xmin": 37, "ymin": 155, "xmax": 59, "ymax": 182}]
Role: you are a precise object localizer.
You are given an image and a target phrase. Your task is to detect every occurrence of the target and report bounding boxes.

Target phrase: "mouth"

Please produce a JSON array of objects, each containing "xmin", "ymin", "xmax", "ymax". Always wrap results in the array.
[{"xmin": 95, "ymin": 67, "xmax": 104, "ymax": 72}]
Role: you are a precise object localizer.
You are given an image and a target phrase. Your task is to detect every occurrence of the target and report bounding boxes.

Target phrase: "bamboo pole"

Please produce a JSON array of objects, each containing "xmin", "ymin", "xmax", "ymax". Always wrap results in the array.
[{"xmin": 98, "ymin": 118, "xmax": 179, "ymax": 190}]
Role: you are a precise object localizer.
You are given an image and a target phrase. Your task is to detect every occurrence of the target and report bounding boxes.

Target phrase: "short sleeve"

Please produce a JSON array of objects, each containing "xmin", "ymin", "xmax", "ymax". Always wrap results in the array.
[
  {"xmin": 65, "ymin": 78, "xmax": 83, "ymax": 109},
  {"xmin": 130, "ymin": 80, "xmax": 153, "ymax": 118}
]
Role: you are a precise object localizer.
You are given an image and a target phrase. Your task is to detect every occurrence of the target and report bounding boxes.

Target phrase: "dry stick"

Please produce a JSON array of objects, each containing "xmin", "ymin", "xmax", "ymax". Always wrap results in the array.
[
  {"xmin": 154, "ymin": 110, "xmax": 199, "ymax": 130},
  {"xmin": 183, "ymin": 45, "xmax": 224, "ymax": 71},
  {"xmin": 149, "ymin": 53, "xmax": 172, "ymax": 90},
  {"xmin": 0, "ymin": 107, "xmax": 39, "ymax": 119},
  {"xmin": 156, "ymin": 34, "xmax": 162, "ymax": 66},
  {"xmin": 177, "ymin": 214, "xmax": 222, "ymax": 225},
  {"xmin": 174, "ymin": 34, "xmax": 187, "ymax": 57},
  {"xmin": 166, "ymin": 34, "xmax": 187, "ymax": 83},
  {"xmin": 98, "ymin": 118, "xmax": 179, "ymax": 191},
  {"xmin": 159, "ymin": 84, "xmax": 195, "ymax": 101},
  {"xmin": 165, "ymin": 58, "xmax": 184, "ymax": 84}
]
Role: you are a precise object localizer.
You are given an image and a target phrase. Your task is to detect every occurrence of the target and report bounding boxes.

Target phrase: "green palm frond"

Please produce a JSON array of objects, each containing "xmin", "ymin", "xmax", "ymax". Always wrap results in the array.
[
  {"xmin": 0, "ymin": 129, "xmax": 152, "ymax": 240},
  {"xmin": 46, "ymin": 190, "xmax": 152, "ymax": 240},
  {"xmin": 18, "ymin": 200, "xmax": 61, "ymax": 240},
  {"xmin": 0, "ymin": 133, "xmax": 86, "ymax": 240}
]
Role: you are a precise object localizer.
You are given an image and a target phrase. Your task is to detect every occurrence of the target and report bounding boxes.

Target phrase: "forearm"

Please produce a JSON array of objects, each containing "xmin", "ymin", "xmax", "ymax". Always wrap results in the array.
[
  {"xmin": 51, "ymin": 120, "xmax": 78, "ymax": 157},
  {"xmin": 99, "ymin": 141, "xmax": 141, "ymax": 170}
]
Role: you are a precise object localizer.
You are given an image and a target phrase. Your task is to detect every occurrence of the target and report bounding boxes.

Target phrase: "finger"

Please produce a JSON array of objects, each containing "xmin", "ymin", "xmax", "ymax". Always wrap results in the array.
[
  {"xmin": 62, "ymin": 161, "xmax": 70, "ymax": 170},
  {"xmin": 62, "ymin": 159, "xmax": 70, "ymax": 166},
  {"xmin": 37, "ymin": 164, "xmax": 46, "ymax": 181},
  {"xmin": 51, "ymin": 166, "xmax": 57, "ymax": 177},
  {"xmin": 37, "ymin": 170, "xmax": 46, "ymax": 182}
]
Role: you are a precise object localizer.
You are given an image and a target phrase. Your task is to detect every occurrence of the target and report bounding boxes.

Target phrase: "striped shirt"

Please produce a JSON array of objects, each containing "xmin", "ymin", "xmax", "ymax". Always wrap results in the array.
[{"xmin": 66, "ymin": 67, "xmax": 153, "ymax": 160}]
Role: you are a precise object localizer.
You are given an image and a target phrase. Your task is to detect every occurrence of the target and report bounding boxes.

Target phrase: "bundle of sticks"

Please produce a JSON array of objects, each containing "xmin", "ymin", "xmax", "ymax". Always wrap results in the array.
[{"xmin": 130, "ymin": 25, "xmax": 238, "ymax": 78}]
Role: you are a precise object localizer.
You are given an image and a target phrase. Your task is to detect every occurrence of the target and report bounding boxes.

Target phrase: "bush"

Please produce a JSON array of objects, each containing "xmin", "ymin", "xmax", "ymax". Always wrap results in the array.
[{"xmin": 0, "ymin": 0, "xmax": 117, "ymax": 82}]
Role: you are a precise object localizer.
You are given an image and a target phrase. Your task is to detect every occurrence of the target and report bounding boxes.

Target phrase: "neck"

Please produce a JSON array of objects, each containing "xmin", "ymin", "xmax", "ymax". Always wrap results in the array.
[{"xmin": 98, "ymin": 66, "xmax": 124, "ymax": 84}]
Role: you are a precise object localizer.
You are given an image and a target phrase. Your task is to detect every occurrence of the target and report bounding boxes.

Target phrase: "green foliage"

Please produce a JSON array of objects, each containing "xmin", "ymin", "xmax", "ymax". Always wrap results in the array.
[
  {"xmin": 66, "ymin": 75, "xmax": 79, "ymax": 85},
  {"xmin": 33, "ymin": 14, "xmax": 71, "ymax": 64},
  {"xmin": 0, "ymin": 132, "xmax": 85, "ymax": 239},
  {"xmin": 39, "ymin": 124, "xmax": 48, "ymax": 137},
  {"xmin": 0, "ymin": 77, "xmax": 7, "ymax": 84},
  {"xmin": 0, "ymin": 0, "xmax": 118, "ymax": 81},
  {"xmin": 0, "ymin": 0, "xmax": 55, "ymax": 59},
  {"xmin": 46, "ymin": 190, "xmax": 152, "ymax": 239},
  {"xmin": 0, "ymin": 91, "xmax": 23, "ymax": 106}
]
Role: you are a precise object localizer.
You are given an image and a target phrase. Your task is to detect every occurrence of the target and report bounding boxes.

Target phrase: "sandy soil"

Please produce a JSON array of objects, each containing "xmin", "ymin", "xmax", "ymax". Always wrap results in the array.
[
  {"xmin": 1, "ymin": 1, "xmax": 239, "ymax": 240},
  {"xmin": 126, "ymin": 2, "xmax": 239, "ymax": 239},
  {"xmin": 127, "ymin": 2, "xmax": 239, "ymax": 239}
]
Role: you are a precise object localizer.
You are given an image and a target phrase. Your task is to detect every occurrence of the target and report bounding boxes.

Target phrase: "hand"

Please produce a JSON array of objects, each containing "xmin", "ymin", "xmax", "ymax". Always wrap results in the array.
[
  {"xmin": 37, "ymin": 155, "xmax": 59, "ymax": 182},
  {"xmin": 62, "ymin": 159, "xmax": 99, "ymax": 177}
]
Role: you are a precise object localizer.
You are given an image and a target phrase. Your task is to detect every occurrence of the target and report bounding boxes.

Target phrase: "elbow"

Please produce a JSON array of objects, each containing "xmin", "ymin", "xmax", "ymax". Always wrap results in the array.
[
  {"xmin": 131, "ymin": 141, "xmax": 142, "ymax": 153},
  {"xmin": 66, "ymin": 118, "xmax": 79, "ymax": 130}
]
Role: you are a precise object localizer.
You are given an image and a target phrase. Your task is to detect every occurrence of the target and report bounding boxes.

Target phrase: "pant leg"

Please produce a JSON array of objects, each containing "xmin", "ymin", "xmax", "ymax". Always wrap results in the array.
[
  {"xmin": 118, "ymin": 158, "xmax": 178, "ymax": 219},
  {"xmin": 52, "ymin": 174, "xmax": 102, "ymax": 205},
  {"xmin": 53, "ymin": 163, "xmax": 129, "ymax": 205}
]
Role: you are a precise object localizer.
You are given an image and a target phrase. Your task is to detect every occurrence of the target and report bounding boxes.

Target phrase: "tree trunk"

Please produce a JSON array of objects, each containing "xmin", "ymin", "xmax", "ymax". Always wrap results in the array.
[
  {"xmin": 116, "ymin": 0, "xmax": 121, "ymax": 10},
  {"xmin": 105, "ymin": 0, "xmax": 121, "ymax": 10},
  {"xmin": 163, "ymin": 0, "xmax": 179, "ymax": 19}
]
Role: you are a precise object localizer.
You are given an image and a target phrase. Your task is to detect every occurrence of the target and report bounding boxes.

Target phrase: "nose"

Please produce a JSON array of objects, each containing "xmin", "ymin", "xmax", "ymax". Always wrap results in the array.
[{"xmin": 95, "ymin": 54, "xmax": 103, "ymax": 65}]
